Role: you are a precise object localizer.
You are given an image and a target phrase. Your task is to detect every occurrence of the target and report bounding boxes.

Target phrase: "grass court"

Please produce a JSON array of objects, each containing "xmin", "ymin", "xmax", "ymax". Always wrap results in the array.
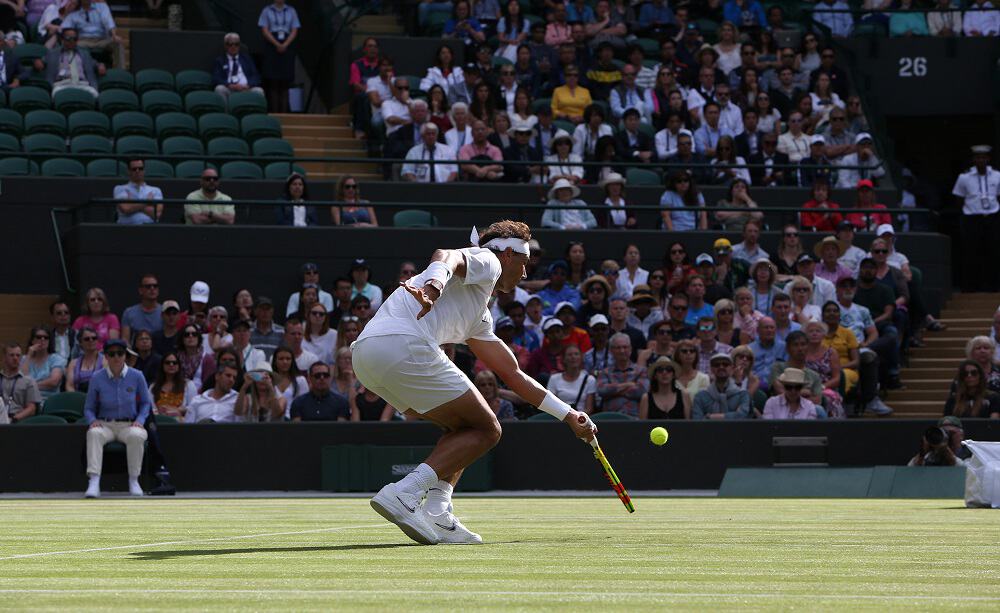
[{"xmin": 1, "ymin": 497, "xmax": 997, "ymax": 610}]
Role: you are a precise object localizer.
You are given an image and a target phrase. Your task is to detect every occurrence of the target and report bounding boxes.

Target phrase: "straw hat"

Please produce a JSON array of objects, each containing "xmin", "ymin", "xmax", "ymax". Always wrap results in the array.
[
  {"xmin": 581, "ymin": 274, "xmax": 612, "ymax": 297},
  {"xmin": 647, "ymin": 356, "xmax": 678, "ymax": 379},
  {"xmin": 598, "ymin": 172, "xmax": 626, "ymax": 189},
  {"xmin": 627, "ymin": 284, "xmax": 657, "ymax": 306},
  {"xmin": 813, "ymin": 235, "xmax": 846, "ymax": 258},
  {"xmin": 777, "ymin": 367, "xmax": 807, "ymax": 386}
]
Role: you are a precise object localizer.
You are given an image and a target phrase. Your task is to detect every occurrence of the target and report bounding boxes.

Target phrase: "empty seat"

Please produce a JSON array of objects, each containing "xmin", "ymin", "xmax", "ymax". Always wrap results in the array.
[
  {"xmin": 220, "ymin": 161, "xmax": 263, "ymax": 180},
  {"xmin": 241, "ymin": 114, "xmax": 281, "ymax": 142},
  {"xmin": 174, "ymin": 70, "xmax": 213, "ymax": 96},
  {"xmin": 0, "ymin": 157, "xmax": 39, "ymax": 176},
  {"xmin": 53, "ymin": 88, "xmax": 97, "ymax": 115},
  {"xmin": 112, "ymin": 111, "xmax": 154, "ymax": 138},
  {"xmin": 227, "ymin": 91, "xmax": 267, "ymax": 118},
  {"xmin": 98, "ymin": 89, "xmax": 139, "ymax": 116},
  {"xmin": 67, "ymin": 110, "xmax": 111, "ymax": 137},
  {"xmin": 115, "ymin": 135, "xmax": 158, "ymax": 155},
  {"xmin": 0, "ymin": 109, "xmax": 24, "ymax": 136},
  {"xmin": 198, "ymin": 112, "xmax": 239, "ymax": 141},
  {"xmin": 98, "ymin": 68, "xmax": 135, "ymax": 92},
  {"xmin": 70, "ymin": 134, "xmax": 113, "ymax": 154},
  {"xmin": 19, "ymin": 73, "xmax": 52, "ymax": 92},
  {"xmin": 86, "ymin": 158, "xmax": 125, "ymax": 177},
  {"xmin": 393, "ymin": 209, "xmax": 438, "ymax": 227},
  {"xmin": 143, "ymin": 159, "xmax": 175, "ymax": 178},
  {"xmin": 625, "ymin": 167, "xmax": 661, "ymax": 185},
  {"xmin": 155, "ymin": 112, "xmax": 197, "ymax": 140},
  {"xmin": 206, "ymin": 136, "xmax": 249, "ymax": 157},
  {"xmin": 16, "ymin": 43, "xmax": 47, "ymax": 67},
  {"xmin": 141, "ymin": 90, "xmax": 183, "ymax": 116},
  {"xmin": 0, "ymin": 132, "xmax": 18, "ymax": 152},
  {"xmin": 252, "ymin": 137, "xmax": 294, "ymax": 158},
  {"xmin": 174, "ymin": 159, "xmax": 211, "ymax": 179},
  {"xmin": 263, "ymin": 161, "xmax": 306, "ymax": 180},
  {"xmin": 184, "ymin": 91, "xmax": 226, "ymax": 117},
  {"xmin": 10, "ymin": 86, "xmax": 51, "ymax": 113},
  {"xmin": 23, "ymin": 133, "xmax": 66, "ymax": 154},
  {"xmin": 24, "ymin": 110, "xmax": 66, "ymax": 136},
  {"xmin": 162, "ymin": 135, "xmax": 205, "ymax": 157},
  {"xmin": 134, "ymin": 69, "xmax": 175, "ymax": 95},
  {"xmin": 41, "ymin": 158, "xmax": 86, "ymax": 177}
]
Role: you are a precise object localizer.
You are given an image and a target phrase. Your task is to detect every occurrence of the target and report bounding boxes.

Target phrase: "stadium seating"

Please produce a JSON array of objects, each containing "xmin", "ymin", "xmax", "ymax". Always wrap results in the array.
[
  {"xmin": 252, "ymin": 137, "xmax": 294, "ymax": 159},
  {"xmin": 198, "ymin": 113, "xmax": 240, "ymax": 141},
  {"xmin": 112, "ymin": 111, "xmax": 154, "ymax": 138},
  {"xmin": 0, "ymin": 157, "xmax": 37, "ymax": 175},
  {"xmin": 70, "ymin": 135, "xmax": 113, "ymax": 154},
  {"xmin": 134, "ymin": 68, "xmax": 175, "ymax": 95},
  {"xmin": 227, "ymin": 91, "xmax": 267, "ymax": 118},
  {"xmin": 53, "ymin": 88, "xmax": 97, "ymax": 115},
  {"xmin": 0, "ymin": 109, "xmax": 22, "ymax": 135},
  {"xmin": 175, "ymin": 159, "xmax": 212, "ymax": 178},
  {"xmin": 0, "ymin": 133, "xmax": 18, "ymax": 152},
  {"xmin": 24, "ymin": 110, "xmax": 66, "ymax": 136},
  {"xmin": 86, "ymin": 158, "xmax": 125, "ymax": 177},
  {"xmin": 115, "ymin": 135, "xmax": 159, "ymax": 155},
  {"xmin": 207, "ymin": 136, "xmax": 249, "ymax": 157},
  {"xmin": 143, "ymin": 159, "xmax": 175, "ymax": 178},
  {"xmin": 221, "ymin": 160, "xmax": 265, "ymax": 180},
  {"xmin": 68, "ymin": 111, "xmax": 111, "ymax": 137},
  {"xmin": 98, "ymin": 68, "xmax": 135, "ymax": 92},
  {"xmin": 141, "ymin": 90, "xmax": 184, "ymax": 116},
  {"xmin": 41, "ymin": 158, "xmax": 86, "ymax": 177},
  {"xmin": 10, "ymin": 86, "xmax": 51, "ymax": 113},
  {"xmin": 162, "ymin": 135, "xmax": 206, "ymax": 157},
  {"xmin": 16, "ymin": 414, "xmax": 68, "ymax": 424},
  {"xmin": 99, "ymin": 90, "xmax": 140, "ymax": 116},
  {"xmin": 174, "ymin": 70, "xmax": 213, "ymax": 96},
  {"xmin": 241, "ymin": 114, "xmax": 282, "ymax": 142},
  {"xmin": 393, "ymin": 209, "xmax": 438, "ymax": 227},
  {"xmin": 184, "ymin": 91, "xmax": 226, "ymax": 117},
  {"xmin": 155, "ymin": 112, "xmax": 198, "ymax": 140},
  {"xmin": 41, "ymin": 392, "xmax": 85, "ymax": 422}
]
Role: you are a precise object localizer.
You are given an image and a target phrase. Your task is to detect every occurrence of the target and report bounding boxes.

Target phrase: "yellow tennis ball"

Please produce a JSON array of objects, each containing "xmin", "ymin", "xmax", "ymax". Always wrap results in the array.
[{"xmin": 650, "ymin": 427, "xmax": 668, "ymax": 446}]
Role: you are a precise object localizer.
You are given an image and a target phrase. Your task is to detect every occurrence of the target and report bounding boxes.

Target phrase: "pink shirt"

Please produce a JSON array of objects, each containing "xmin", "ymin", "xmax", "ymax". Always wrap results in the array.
[
  {"xmin": 762, "ymin": 394, "xmax": 819, "ymax": 419},
  {"xmin": 458, "ymin": 142, "xmax": 503, "ymax": 162},
  {"xmin": 72, "ymin": 314, "xmax": 121, "ymax": 349}
]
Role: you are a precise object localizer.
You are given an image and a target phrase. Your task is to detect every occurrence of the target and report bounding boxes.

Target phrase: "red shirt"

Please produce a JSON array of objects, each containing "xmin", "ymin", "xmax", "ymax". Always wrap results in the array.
[
  {"xmin": 543, "ymin": 326, "xmax": 592, "ymax": 354},
  {"xmin": 800, "ymin": 200, "xmax": 843, "ymax": 231},
  {"xmin": 845, "ymin": 203, "xmax": 891, "ymax": 230}
]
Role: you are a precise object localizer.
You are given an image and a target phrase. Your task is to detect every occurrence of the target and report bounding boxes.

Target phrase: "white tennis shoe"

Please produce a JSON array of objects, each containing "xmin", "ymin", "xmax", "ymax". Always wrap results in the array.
[
  {"xmin": 426, "ymin": 510, "xmax": 483, "ymax": 545},
  {"xmin": 370, "ymin": 482, "xmax": 440, "ymax": 545}
]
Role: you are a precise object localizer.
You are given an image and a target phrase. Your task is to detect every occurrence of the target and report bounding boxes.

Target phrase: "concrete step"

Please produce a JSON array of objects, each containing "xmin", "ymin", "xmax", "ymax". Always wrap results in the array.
[
  {"xmin": 354, "ymin": 15, "xmax": 402, "ymax": 26},
  {"xmin": 900, "ymin": 367, "xmax": 960, "ymax": 377},
  {"xmin": 881, "ymin": 400, "xmax": 941, "ymax": 412},
  {"xmin": 308, "ymin": 171, "xmax": 381, "ymax": 181},
  {"xmin": 352, "ymin": 22, "xmax": 404, "ymax": 34},
  {"xmin": 908, "ymin": 357, "xmax": 965, "ymax": 365},
  {"xmin": 282, "ymin": 125, "xmax": 354, "ymax": 138},
  {"xmin": 285, "ymin": 138, "xmax": 365, "ymax": 150},
  {"xmin": 273, "ymin": 113, "xmax": 350, "ymax": 127},
  {"xmin": 886, "ymin": 389, "xmax": 949, "ymax": 402},
  {"xmin": 896, "ymin": 378, "xmax": 954, "ymax": 391},
  {"xmin": 300, "ymin": 161, "xmax": 379, "ymax": 175},
  {"xmin": 117, "ymin": 17, "xmax": 168, "ymax": 28}
]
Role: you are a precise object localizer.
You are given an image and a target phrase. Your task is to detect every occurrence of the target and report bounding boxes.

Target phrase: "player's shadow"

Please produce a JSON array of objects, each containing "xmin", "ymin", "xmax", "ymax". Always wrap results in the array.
[{"xmin": 129, "ymin": 543, "xmax": 416, "ymax": 561}]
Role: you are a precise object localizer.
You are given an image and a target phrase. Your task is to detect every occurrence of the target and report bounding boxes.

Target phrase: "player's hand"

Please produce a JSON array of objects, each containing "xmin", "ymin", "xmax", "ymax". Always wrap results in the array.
[
  {"xmin": 564, "ymin": 410, "xmax": 597, "ymax": 443},
  {"xmin": 400, "ymin": 282, "xmax": 439, "ymax": 319}
]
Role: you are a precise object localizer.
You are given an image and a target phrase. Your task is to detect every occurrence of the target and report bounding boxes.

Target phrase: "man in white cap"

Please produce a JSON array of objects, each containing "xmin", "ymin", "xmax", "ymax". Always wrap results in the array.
[
  {"xmin": 187, "ymin": 281, "xmax": 210, "ymax": 328},
  {"xmin": 952, "ymin": 144, "xmax": 1000, "ymax": 292},
  {"xmin": 836, "ymin": 132, "xmax": 885, "ymax": 188},
  {"xmin": 583, "ymin": 314, "xmax": 612, "ymax": 374},
  {"xmin": 351, "ymin": 220, "xmax": 596, "ymax": 546},
  {"xmin": 502, "ymin": 118, "xmax": 543, "ymax": 183},
  {"xmin": 797, "ymin": 134, "xmax": 832, "ymax": 187}
]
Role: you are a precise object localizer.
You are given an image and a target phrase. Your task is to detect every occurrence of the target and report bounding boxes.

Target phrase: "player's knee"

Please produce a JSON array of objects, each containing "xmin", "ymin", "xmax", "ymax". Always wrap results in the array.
[{"xmin": 480, "ymin": 416, "xmax": 502, "ymax": 449}]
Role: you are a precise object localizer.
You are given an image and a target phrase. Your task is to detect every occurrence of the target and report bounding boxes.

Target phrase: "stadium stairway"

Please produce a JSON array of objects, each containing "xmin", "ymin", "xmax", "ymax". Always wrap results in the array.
[
  {"xmin": 116, "ymin": 16, "xmax": 168, "ymax": 71},
  {"xmin": 0, "ymin": 294, "xmax": 58, "ymax": 344},
  {"xmin": 350, "ymin": 14, "xmax": 404, "ymax": 48},
  {"xmin": 886, "ymin": 292, "xmax": 1000, "ymax": 418},
  {"xmin": 274, "ymin": 111, "xmax": 380, "ymax": 181}
]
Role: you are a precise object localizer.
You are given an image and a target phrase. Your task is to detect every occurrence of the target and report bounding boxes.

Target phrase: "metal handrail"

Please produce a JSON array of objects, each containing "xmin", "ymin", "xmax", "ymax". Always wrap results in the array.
[{"xmin": 49, "ymin": 207, "xmax": 75, "ymax": 294}]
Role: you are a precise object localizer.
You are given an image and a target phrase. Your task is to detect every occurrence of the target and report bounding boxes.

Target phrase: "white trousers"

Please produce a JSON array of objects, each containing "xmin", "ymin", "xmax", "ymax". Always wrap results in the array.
[{"xmin": 86, "ymin": 421, "xmax": 147, "ymax": 478}]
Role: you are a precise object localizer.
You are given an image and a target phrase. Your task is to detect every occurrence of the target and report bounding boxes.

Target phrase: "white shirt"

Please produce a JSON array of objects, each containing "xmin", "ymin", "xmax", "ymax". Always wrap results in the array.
[
  {"xmin": 778, "ymin": 132, "xmax": 810, "ymax": 163},
  {"xmin": 294, "ymin": 348, "xmax": 320, "ymax": 372},
  {"xmin": 186, "ymin": 389, "xmax": 238, "ymax": 423},
  {"xmin": 839, "ymin": 244, "xmax": 868, "ymax": 272},
  {"xmin": 402, "ymin": 142, "xmax": 459, "ymax": 183},
  {"xmin": 444, "ymin": 125, "xmax": 473, "ymax": 151},
  {"xmin": 952, "ymin": 166, "xmax": 1000, "ymax": 216},
  {"xmin": 303, "ymin": 330, "xmax": 337, "ymax": 365},
  {"xmin": 225, "ymin": 54, "xmax": 247, "ymax": 87},
  {"xmin": 718, "ymin": 103, "xmax": 744, "ymax": 136},
  {"xmin": 544, "ymin": 153, "xmax": 585, "ymax": 181},
  {"xmin": 836, "ymin": 152, "xmax": 886, "ymax": 189},
  {"xmin": 654, "ymin": 128, "xmax": 682, "ymax": 160},
  {"xmin": 616, "ymin": 267, "xmax": 649, "ymax": 299},
  {"xmin": 285, "ymin": 290, "xmax": 335, "ymax": 317},
  {"xmin": 380, "ymin": 98, "xmax": 411, "ymax": 135},
  {"xmin": 237, "ymin": 344, "xmax": 267, "ymax": 371},
  {"xmin": 572, "ymin": 123, "xmax": 614, "ymax": 158},
  {"xmin": 805, "ymin": 274, "xmax": 836, "ymax": 307},
  {"xmin": 359, "ymin": 247, "xmax": 502, "ymax": 346},
  {"xmin": 278, "ymin": 376, "xmax": 309, "ymax": 419},
  {"xmin": 419, "ymin": 65, "xmax": 464, "ymax": 94},
  {"xmin": 605, "ymin": 197, "xmax": 628, "ymax": 227},
  {"xmin": 731, "ymin": 242, "xmax": 769, "ymax": 264},
  {"xmin": 292, "ymin": 205, "xmax": 307, "ymax": 227},
  {"xmin": 497, "ymin": 83, "xmax": 518, "ymax": 115},
  {"xmin": 365, "ymin": 76, "xmax": 392, "ymax": 109},
  {"xmin": 963, "ymin": 1, "xmax": 1000, "ymax": 35},
  {"xmin": 546, "ymin": 370, "xmax": 597, "ymax": 407}
]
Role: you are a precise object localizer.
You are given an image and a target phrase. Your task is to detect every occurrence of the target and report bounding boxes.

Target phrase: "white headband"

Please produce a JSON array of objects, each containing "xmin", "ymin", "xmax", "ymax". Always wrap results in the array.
[{"xmin": 470, "ymin": 226, "xmax": 530, "ymax": 256}]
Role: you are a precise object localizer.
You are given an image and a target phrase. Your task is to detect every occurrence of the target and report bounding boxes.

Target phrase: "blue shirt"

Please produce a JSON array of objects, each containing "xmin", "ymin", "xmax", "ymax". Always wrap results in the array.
[
  {"xmin": 694, "ymin": 124, "xmax": 734, "ymax": 155},
  {"xmin": 61, "ymin": 4, "xmax": 116, "ymax": 39},
  {"xmin": 83, "ymin": 365, "xmax": 152, "ymax": 424},
  {"xmin": 839, "ymin": 302, "xmax": 874, "ymax": 344},
  {"xmin": 536, "ymin": 284, "xmax": 582, "ymax": 316},
  {"xmin": 567, "ymin": 2, "xmax": 596, "ymax": 22},
  {"xmin": 24, "ymin": 353, "xmax": 67, "ymax": 402},
  {"xmin": 748, "ymin": 339, "xmax": 787, "ymax": 388},
  {"xmin": 660, "ymin": 190, "xmax": 705, "ymax": 231},
  {"xmin": 121, "ymin": 303, "xmax": 163, "ymax": 335},
  {"xmin": 258, "ymin": 4, "xmax": 301, "ymax": 37},
  {"xmin": 684, "ymin": 303, "xmax": 715, "ymax": 326},
  {"xmin": 290, "ymin": 390, "xmax": 350, "ymax": 421},
  {"xmin": 638, "ymin": 2, "xmax": 675, "ymax": 27},
  {"xmin": 775, "ymin": 321, "xmax": 802, "ymax": 342},
  {"xmin": 113, "ymin": 182, "xmax": 163, "ymax": 225}
]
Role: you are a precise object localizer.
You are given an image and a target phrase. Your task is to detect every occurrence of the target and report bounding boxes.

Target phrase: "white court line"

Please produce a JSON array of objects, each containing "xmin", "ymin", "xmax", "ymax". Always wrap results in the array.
[
  {"xmin": 0, "ymin": 589, "xmax": 995, "ymax": 602},
  {"xmin": 0, "ymin": 524, "xmax": 388, "ymax": 562}
]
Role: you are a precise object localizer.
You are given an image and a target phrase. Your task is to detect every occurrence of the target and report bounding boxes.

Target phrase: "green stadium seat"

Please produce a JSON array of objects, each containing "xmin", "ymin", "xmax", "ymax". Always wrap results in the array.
[
  {"xmin": 0, "ymin": 108, "xmax": 22, "ymax": 135},
  {"xmin": 15, "ymin": 43, "xmax": 46, "ymax": 67},
  {"xmin": 143, "ymin": 159, "xmax": 175, "ymax": 179},
  {"xmin": 98, "ymin": 89, "xmax": 139, "ymax": 116},
  {"xmin": 553, "ymin": 119, "xmax": 575, "ymax": 134},
  {"xmin": 424, "ymin": 10, "xmax": 450, "ymax": 36},
  {"xmin": 98, "ymin": 68, "xmax": 135, "ymax": 92},
  {"xmin": 23, "ymin": 132, "xmax": 66, "ymax": 154},
  {"xmin": 40, "ymin": 390, "xmax": 85, "ymax": 418},
  {"xmin": 532, "ymin": 97, "xmax": 552, "ymax": 114},
  {"xmin": 0, "ymin": 89, "xmax": 6, "ymax": 108},
  {"xmin": 86, "ymin": 158, "xmax": 125, "ymax": 177},
  {"xmin": 263, "ymin": 161, "xmax": 306, "ymax": 180},
  {"xmin": 207, "ymin": 136, "xmax": 249, "ymax": 157},
  {"xmin": 0, "ymin": 157, "xmax": 39, "ymax": 175},
  {"xmin": 175, "ymin": 159, "xmax": 211, "ymax": 178},
  {"xmin": 490, "ymin": 56, "xmax": 512, "ymax": 69},
  {"xmin": 636, "ymin": 37, "xmax": 659, "ymax": 57},
  {"xmin": 134, "ymin": 68, "xmax": 175, "ymax": 95},
  {"xmin": 53, "ymin": 88, "xmax": 97, "ymax": 115},
  {"xmin": 852, "ymin": 22, "xmax": 887, "ymax": 37},
  {"xmin": 626, "ymin": 167, "xmax": 661, "ymax": 185},
  {"xmin": 67, "ymin": 110, "xmax": 111, "ymax": 137},
  {"xmin": 23, "ymin": 109, "xmax": 66, "ymax": 136},
  {"xmin": 41, "ymin": 157, "xmax": 86, "ymax": 177},
  {"xmin": 185, "ymin": 91, "xmax": 226, "ymax": 117},
  {"xmin": 10, "ymin": 86, "xmax": 51, "ymax": 113},
  {"xmin": 141, "ymin": 90, "xmax": 183, "ymax": 116},
  {"xmin": 155, "ymin": 112, "xmax": 197, "ymax": 140},
  {"xmin": 198, "ymin": 112, "xmax": 239, "ymax": 141},
  {"xmin": 155, "ymin": 414, "xmax": 179, "ymax": 424},
  {"xmin": 227, "ymin": 91, "xmax": 267, "ymax": 118},
  {"xmin": 115, "ymin": 135, "xmax": 158, "ymax": 155},
  {"xmin": 70, "ymin": 134, "xmax": 113, "ymax": 154},
  {"xmin": 112, "ymin": 111, "xmax": 154, "ymax": 138},
  {"xmin": 590, "ymin": 411, "xmax": 635, "ymax": 420},
  {"xmin": 162, "ymin": 135, "xmax": 205, "ymax": 157},
  {"xmin": 240, "ymin": 114, "xmax": 281, "ymax": 142},
  {"xmin": 252, "ymin": 137, "xmax": 294, "ymax": 158},
  {"xmin": 393, "ymin": 209, "xmax": 438, "ymax": 227},
  {"xmin": 16, "ymin": 414, "xmax": 68, "ymax": 425},
  {"xmin": 174, "ymin": 70, "xmax": 213, "ymax": 96},
  {"xmin": 19, "ymin": 73, "xmax": 52, "ymax": 92},
  {"xmin": 0, "ymin": 132, "xmax": 18, "ymax": 152},
  {"xmin": 220, "ymin": 160, "xmax": 263, "ymax": 180}
]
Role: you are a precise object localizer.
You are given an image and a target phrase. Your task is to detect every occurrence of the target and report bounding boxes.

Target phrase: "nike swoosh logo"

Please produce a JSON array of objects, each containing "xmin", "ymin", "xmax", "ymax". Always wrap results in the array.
[
  {"xmin": 395, "ymin": 496, "xmax": 416, "ymax": 513},
  {"xmin": 434, "ymin": 521, "xmax": 457, "ymax": 532}
]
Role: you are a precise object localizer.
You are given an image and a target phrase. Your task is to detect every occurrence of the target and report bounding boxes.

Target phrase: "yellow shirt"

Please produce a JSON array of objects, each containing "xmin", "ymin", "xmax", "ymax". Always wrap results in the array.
[
  {"xmin": 551, "ymin": 85, "xmax": 592, "ymax": 120},
  {"xmin": 822, "ymin": 326, "xmax": 858, "ymax": 365},
  {"xmin": 184, "ymin": 189, "xmax": 234, "ymax": 224}
]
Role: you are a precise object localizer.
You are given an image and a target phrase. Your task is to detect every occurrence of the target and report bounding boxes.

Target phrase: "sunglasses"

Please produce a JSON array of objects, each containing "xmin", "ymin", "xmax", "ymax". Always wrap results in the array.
[
  {"xmin": 698, "ymin": 325, "xmax": 715, "ymax": 332},
  {"xmin": 34, "ymin": 334, "xmax": 50, "ymax": 340},
  {"xmin": 397, "ymin": 85, "xmax": 410, "ymax": 90},
  {"xmin": 311, "ymin": 372, "xmax": 331, "ymax": 379},
  {"xmin": 105, "ymin": 350, "xmax": 125, "ymax": 358},
  {"xmin": 676, "ymin": 178, "xmax": 690, "ymax": 184},
  {"xmin": 962, "ymin": 370, "xmax": 980, "ymax": 378},
  {"xmin": 163, "ymin": 360, "xmax": 179, "ymax": 366},
  {"xmin": 654, "ymin": 367, "xmax": 674, "ymax": 374},
  {"xmin": 89, "ymin": 297, "xmax": 104, "ymax": 302},
  {"xmin": 680, "ymin": 348, "xmax": 696, "ymax": 354},
  {"xmin": 717, "ymin": 308, "xmax": 733, "ymax": 315},
  {"xmin": 785, "ymin": 232, "xmax": 799, "ymax": 237},
  {"xmin": 183, "ymin": 331, "xmax": 200, "ymax": 338},
  {"xmin": 650, "ymin": 275, "xmax": 665, "ymax": 280},
  {"xmin": 671, "ymin": 249, "xmax": 685, "ymax": 254},
  {"xmin": 656, "ymin": 328, "xmax": 672, "ymax": 335},
  {"xmin": 54, "ymin": 310, "xmax": 69, "ymax": 315},
  {"xmin": 129, "ymin": 166, "xmax": 145, "ymax": 171},
  {"xmin": 81, "ymin": 336, "xmax": 97, "ymax": 342},
  {"xmin": 872, "ymin": 249, "xmax": 889, "ymax": 254},
  {"xmin": 501, "ymin": 70, "xmax": 514, "ymax": 75},
  {"xmin": 142, "ymin": 283, "xmax": 159, "ymax": 289},
  {"xmin": 344, "ymin": 184, "xmax": 358, "ymax": 190},
  {"xmin": 201, "ymin": 176, "xmax": 219, "ymax": 181},
  {"xmin": 669, "ymin": 304, "xmax": 687, "ymax": 311},
  {"xmin": 831, "ymin": 117, "xmax": 846, "ymax": 122},
  {"xmin": 341, "ymin": 316, "xmax": 360, "ymax": 323},
  {"xmin": 63, "ymin": 36, "xmax": 78, "ymax": 42},
  {"xmin": 784, "ymin": 384, "xmax": 803, "ymax": 391}
]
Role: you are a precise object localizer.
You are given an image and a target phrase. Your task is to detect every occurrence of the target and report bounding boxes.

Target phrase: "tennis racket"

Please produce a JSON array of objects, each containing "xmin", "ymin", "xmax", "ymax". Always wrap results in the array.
[{"xmin": 589, "ymin": 436, "xmax": 635, "ymax": 514}]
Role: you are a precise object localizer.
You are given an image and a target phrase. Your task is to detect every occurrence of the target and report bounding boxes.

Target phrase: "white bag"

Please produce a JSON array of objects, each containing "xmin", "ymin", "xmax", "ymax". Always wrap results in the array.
[{"xmin": 963, "ymin": 441, "xmax": 1000, "ymax": 508}]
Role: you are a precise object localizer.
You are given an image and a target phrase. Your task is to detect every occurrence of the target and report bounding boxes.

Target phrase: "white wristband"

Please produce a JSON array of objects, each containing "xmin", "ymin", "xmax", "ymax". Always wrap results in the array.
[
  {"xmin": 424, "ymin": 261, "xmax": 452, "ymax": 292},
  {"xmin": 538, "ymin": 391, "xmax": 571, "ymax": 420}
]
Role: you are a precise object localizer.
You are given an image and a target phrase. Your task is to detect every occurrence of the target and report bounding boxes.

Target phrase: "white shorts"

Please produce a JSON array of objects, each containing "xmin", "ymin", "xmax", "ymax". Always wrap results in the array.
[{"xmin": 351, "ymin": 335, "xmax": 474, "ymax": 414}]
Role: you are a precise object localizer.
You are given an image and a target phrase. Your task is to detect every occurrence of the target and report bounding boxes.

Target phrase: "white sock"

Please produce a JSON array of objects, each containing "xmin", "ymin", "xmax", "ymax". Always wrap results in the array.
[
  {"xmin": 424, "ymin": 480, "xmax": 454, "ymax": 516},
  {"xmin": 88, "ymin": 475, "xmax": 100, "ymax": 487},
  {"xmin": 397, "ymin": 463, "xmax": 438, "ymax": 496}
]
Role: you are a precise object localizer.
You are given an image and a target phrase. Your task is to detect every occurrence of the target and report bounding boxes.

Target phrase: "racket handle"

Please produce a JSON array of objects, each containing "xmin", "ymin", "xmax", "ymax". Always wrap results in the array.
[{"xmin": 577, "ymin": 414, "xmax": 599, "ymax": 448}]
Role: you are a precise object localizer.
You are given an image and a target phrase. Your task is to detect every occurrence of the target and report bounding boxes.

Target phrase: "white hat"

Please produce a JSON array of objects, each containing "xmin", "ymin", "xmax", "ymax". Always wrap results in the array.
[
  {"xmin": 875, "ymin": 223, "xmax": 895, "ymax": 236},
  {"xmin": 709, "ymin": 352, "xmax": 733, "ymax": 364},
  {"xmin": 250, "ymin": 361, "xmax": 273, "ymax": 374},
  {"xmin": 971, "ymin": 144, "xmax": 993, "ymax": 154},
  {"xmin": 809, "ymin": 134, "xmax": 825, "ymax": 145},
  {"xmin": 190, "ymin": 280, "xmax": 210, "ymax": 304},
  {"xmin": 509, "ymin": 117, "xmax": 535, "ymax": 134},
  {"xmin": 553, "ymin": 301, "xmax": 576, "ymax": 315},
  {"xmin": 695, "ymin": 253, "xmax": 714, "ymax": 266},
  {"xmin": 855, "ymin": 132, "xmax": 873, "ymax": 144},
  {"xmin": 547, "ymin": 177, "xmax": 581, "ymax": 201},
  {"xmin": 598, "ymin": 172, "xmax": 626, "ymax": 189},
  {"xmin": 588, "ymin": 314, "xmax": 609, "ymax": 327},
  {"xmin": 678, "ymin": 128, "xmax": 694, "ymax": 139},
  {"xmin": 777, "ymin": 367, "xmax": 807, "ymax": 385},
  {"xmin": 542, "ymin": 317, "xmax": 565, "ymax": 332}
]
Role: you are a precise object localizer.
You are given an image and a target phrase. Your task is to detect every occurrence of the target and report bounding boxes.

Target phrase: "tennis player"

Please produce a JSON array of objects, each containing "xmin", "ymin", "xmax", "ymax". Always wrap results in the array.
[{"xmin": 352, "ymin": 220, "xmax": 596, "ymax": 545}]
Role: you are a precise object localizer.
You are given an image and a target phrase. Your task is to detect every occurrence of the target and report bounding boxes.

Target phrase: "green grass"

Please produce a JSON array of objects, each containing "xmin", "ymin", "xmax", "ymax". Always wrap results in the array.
[{"xmin": 0, "ymin": 498, "xmax": 998, "ymax": 610}]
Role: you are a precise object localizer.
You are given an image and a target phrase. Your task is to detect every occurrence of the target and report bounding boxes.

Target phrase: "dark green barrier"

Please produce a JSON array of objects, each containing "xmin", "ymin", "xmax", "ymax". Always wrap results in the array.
[
  {"xmin": 321, "ymin": 445, "xmax": 492, "ymax": 492},
  {"xmin": 719, "ymin": 466, "xmax": 965, "ymax": 498}
]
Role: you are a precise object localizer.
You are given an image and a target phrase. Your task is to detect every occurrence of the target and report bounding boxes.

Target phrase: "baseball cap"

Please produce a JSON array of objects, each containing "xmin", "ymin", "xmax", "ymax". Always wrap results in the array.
[
  {"xmin": 161, "ymin": 300, "xmax": 180, "ymax": 313},
  {"xmin": 709, "ymin": 352, "xmax": 733, "ymax": 364},
  {"xmin": 855, "ymin": 132, "xmax": 873, "ymax": 145},
  {"xmin": 809, "ymin": 134, "xmax": 825, "ymax": 145},
  {"xmin": 938, "ymin": 415, "xmax": 963, "ymax": 429},
  {"xmin": 495, "ymin": 316, "xmax": 515, "ymax": 331},
  {"xmin": 859, "ymin": 257, "xmax": 876, "ymax": 268},
  {"xmin": 796, "ymin": 253, "xmax": 818, "ymax": 265},
  {"xmin": 695, "ymin": 253, "xmax": 714, "ymax": 266},
  {"xmin": 542, "ymin": 317, "xmax": 565, "ymax": 331},
  {"xmin": 190, "ymin": 281, "xmax": 209, "ymax": 304},
  {"xmin": 301, "ymin": 262, "xmax": 319, "ymax": 273},
  {"xmin": 255, "ymin": 296, "xmax": 274, "ymax": 308},
  {"xmin": 351, "ymin": 258, "xmax": 369, "ymax": 270},
  {"xmin": 230, "ymin": 319, "xmax": 251, "ymax": 331},
  {"xmin": 104, "ymin": 339, "xmax": 128, "ymax": 351},
  {"xmin": 525, "ymin": 295, "xmax": 543, "ymax": 305},
  {"xmin": 836, "ymin": 220, "xmax": 855, "ymax": 232},
  {"xmin": 713, "ymin": 238, "xmax": 732, "ymax": 253},
  {"xmin": 588, "ymin": 314, "xmax": 609, "ymax": 327},
  {"xmin": 547, "ymin": 260, "xmax": 569, "ymax": 274},
  {"xmin": 836, "ymin": 275, "xmax": 857, "ymax": 287},
  {"xmin": 856, "ymin": 179, "xmax": 874, "ymax": 190},
  {"xmin": 876, "ymin": 223, "xmax": 895, "ymax": 236},
  {"xmin": 553, "ymin": 301, "xmax": 576, "ymax": 315},
  {"xmin": 971, "ymin": 144, "xmax": 992, "ymax": 155}
]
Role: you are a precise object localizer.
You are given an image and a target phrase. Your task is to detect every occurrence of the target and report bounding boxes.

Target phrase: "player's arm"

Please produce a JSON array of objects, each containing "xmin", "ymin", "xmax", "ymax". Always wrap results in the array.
[
  {"xmin": 467, "ymin": 337, "xmax": 596, "ymax": 441},
  {"xmin": 401, "ymin": 249, "xmax": 469, "ymax": 319}
]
